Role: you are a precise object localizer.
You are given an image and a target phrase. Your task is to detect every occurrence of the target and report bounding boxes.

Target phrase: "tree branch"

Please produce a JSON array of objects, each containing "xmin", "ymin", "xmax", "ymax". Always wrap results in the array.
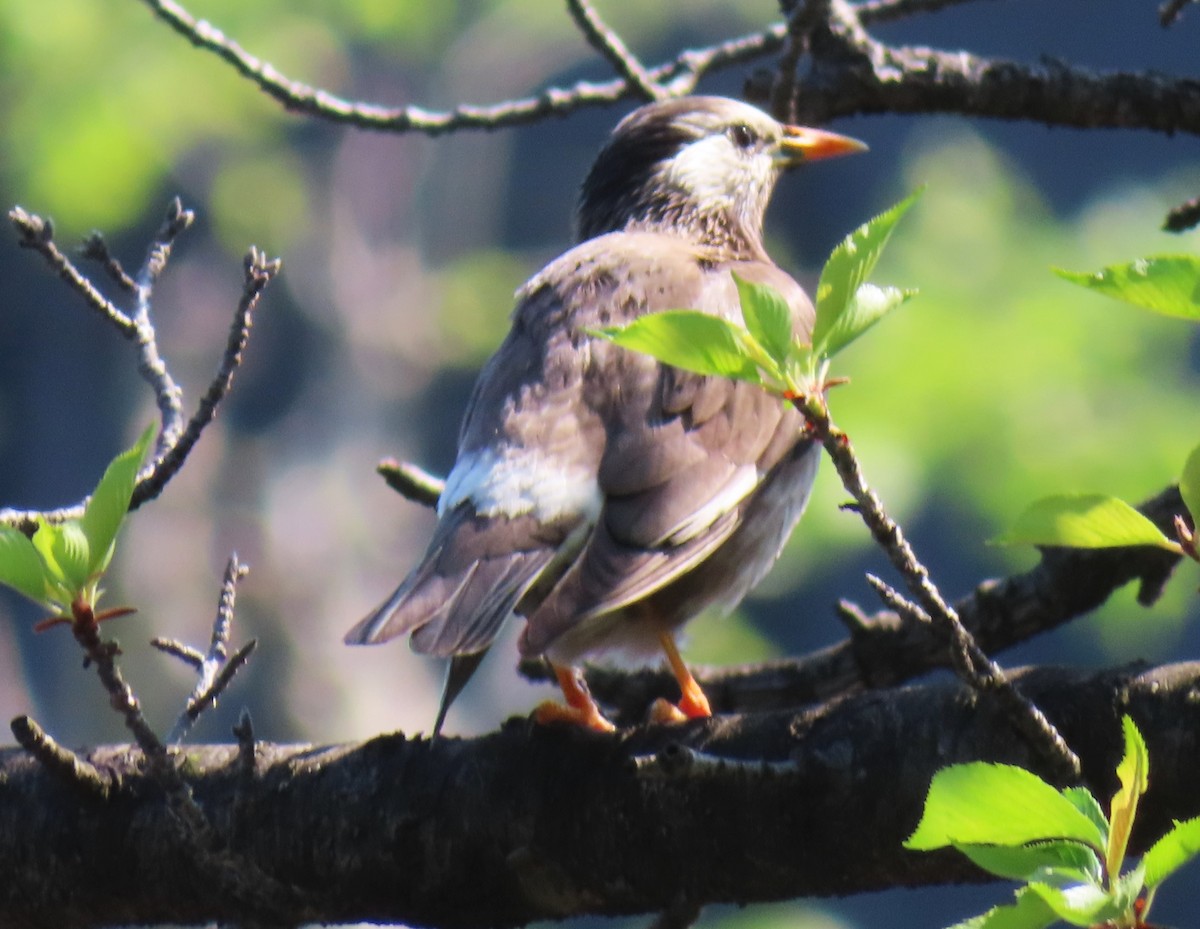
[
  {"xmin": 565, "ymin": 0, "xmax": 667, "ymax": 101},
  {"xmin": 2, "ymin": 661, "xmax": 1197, "ymax": 928},
  {"xmin": 138, "ymin": 0, "xmax": 786, "ymax": 132},
  {"xmin": 770, "ymin": 0, "xmax": 1200, "ymax": 135}
]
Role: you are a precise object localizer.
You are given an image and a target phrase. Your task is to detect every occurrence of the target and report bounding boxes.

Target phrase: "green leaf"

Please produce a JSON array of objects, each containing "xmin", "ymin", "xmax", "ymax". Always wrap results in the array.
[
  {"xmin": 1026, "ymin": 879, "xmax": 1125, "ymax": 927},
  {"xmin": 814, "ymin": 282, "xmax": 917, "ymax": 359},
  {"xmin": 1109, "ymin": 860, "xmax": 1148, "ymax": 914},
  {"xmin": 0, "ymin": 526, "xmax": 54, "ymax": 607},
  {"xmin": 1053, "ymin": 255, "xmax": 1200, "ymax": 320},
  {"xmin": 81, "ymin": 422, "xmax": 155, "ymax": 575},
  {"xmin": 1180, "ymin": 441, "xmax": 1200, "ymax": 528},
  {"xmin": 813, "ymin": 188, "xmax": 921, "ymax": 357},
  {"xmin": 1060, "ymin": 787, "xmax": 1109, "ymax": 840},
  {"xmin": 733, "ymin": 275, "xmax": 794, "ymax": 368},
  {"xmin": 957, "ymin": 841, "xmax": 1101, "ymax": 884},
  {"xmin": 1107, "ymin": 715, "xmax": 1149, "ymax": 880},
  {"xmin": 592, "ymin": 312, "xmax": 766, "ymax": 384},
  {"xmin": 992, "ymin": 493, "xmax": 1181, "ymax": 552},
  {"xmin": 32, "ymin": 521, "xmax": 90, "ymax": 591},
  {"xmin": 905, "ymin": 763, "xmax": 1107, "ymax": 852},
  {"xmin": 948, "ymin": 888, "xmax": 1060, "ymax": 929},
  {"xmin": 1142, "ymin": 815, "xmax": 1200, "ymax": 888}
]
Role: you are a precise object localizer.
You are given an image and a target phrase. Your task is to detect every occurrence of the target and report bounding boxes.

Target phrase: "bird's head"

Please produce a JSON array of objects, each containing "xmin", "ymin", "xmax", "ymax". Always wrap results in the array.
[{"xmin": 577, "ymin": 96, "xmax": 866, "ymax": 257}]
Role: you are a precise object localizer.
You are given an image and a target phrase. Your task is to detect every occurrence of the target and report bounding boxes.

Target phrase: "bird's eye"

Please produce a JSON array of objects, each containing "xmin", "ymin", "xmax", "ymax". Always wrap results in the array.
[{"xmin": 728, "ymin": 124, "xmax": 758, "ymax": 149}]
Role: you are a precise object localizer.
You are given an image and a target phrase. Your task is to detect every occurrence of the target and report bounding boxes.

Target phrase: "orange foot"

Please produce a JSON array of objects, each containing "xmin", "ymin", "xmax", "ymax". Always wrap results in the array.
[
  {"xmin": 532, "ymin": 665, "xmax": 616, "ymax": 733},
  {"xmin": 658, "ymin": 631, "xmax": 712, "ymax": 719}
]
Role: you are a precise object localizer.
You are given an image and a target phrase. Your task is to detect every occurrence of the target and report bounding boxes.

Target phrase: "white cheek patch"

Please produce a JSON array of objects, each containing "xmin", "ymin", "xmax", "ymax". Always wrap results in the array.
[
  {"xmin": 440, "ymin": 447, "xmax": 603, "ymax": 524},
  {"xmin": 662, "ymin": 135, "xmax": 744, "ymax": 214}
]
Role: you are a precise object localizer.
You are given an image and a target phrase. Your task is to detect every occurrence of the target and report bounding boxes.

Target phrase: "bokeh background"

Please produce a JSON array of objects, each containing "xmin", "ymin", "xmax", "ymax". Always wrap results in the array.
[{"xmin": 1, "ymin": 1, "xmax": 1199, "ymax": 927}]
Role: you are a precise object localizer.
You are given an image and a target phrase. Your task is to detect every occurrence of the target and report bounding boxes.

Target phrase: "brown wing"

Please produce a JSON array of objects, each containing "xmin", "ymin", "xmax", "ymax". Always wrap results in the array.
[{"xmin": 520, "ymin": 242, "xmax": 814, "ymax": 655}]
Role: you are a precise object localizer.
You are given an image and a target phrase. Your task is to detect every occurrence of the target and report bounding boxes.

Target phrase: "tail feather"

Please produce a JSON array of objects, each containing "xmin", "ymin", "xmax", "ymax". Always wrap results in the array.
[
  {"xmin": 346, "ymin": 506, "xmax": 576, "ymax": 731},
  {"xmin": 432, "ymin": 651, "xmax": 490, "ymax": 737},
  {"xmin": 342, "ymin": 559, "xmax": 468, "ymax": 646}
]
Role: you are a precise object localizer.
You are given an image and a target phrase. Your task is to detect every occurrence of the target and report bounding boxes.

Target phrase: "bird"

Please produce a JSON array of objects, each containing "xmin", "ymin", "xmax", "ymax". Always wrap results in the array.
[{"xmin": 346, "ymin": 95, "xmax": 866, "ymax": 734}]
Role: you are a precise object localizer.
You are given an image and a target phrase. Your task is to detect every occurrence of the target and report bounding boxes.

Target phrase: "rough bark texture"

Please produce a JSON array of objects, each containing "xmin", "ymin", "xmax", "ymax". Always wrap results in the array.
[{"xmin": 3, "ymin": 661, "xmax": 1200, "ymax": 928}]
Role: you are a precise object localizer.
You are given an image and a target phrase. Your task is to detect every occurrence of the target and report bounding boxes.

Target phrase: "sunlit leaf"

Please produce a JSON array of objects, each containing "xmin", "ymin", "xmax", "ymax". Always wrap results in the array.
[
  {"xmin": 813, "ymin": 188, "xmax": 921, "ymax": 356},
  {"xmin": 905, "ymin": 763, "xmax": 1106, "ymax": 852},
  {"xmin": 592, "ymin": 312, "xmax": 765, "ymax": 383},
  {"xmin": 992, "ymin": 493, "xmax": 1181, "ymax": 552},
  {"xmin": 1053, "ymin": 256, "xmax": 1200, "ymax": 320},
  {"xmin": 1107, "ymin": 715, "xmax": 1149, "ymax": 880},
  {"xmin": 1180, "ymin": 441, "xmax": 1200, "ymax": 528},
  {"xmin": 0, "ymin": 525, "xmax": 53, "ymax": 607},
  {"xmin": 1142, "ymin": 815, "xmax": 1200, "ymax": 888},
  {"xmin": 1109, "ymin": 861, "xmax": 1148, "ymax": 915},
  {"xmin": 733, "ymin": 275, "xmax": 794, "ymax": 368},
  {"xmin": 1026, "ymin": 879, "xmax": 1125, "ymax": 927},
  {"xmin": 1060, "ymin": 787, "xmax": 1109, "ymax": 840},
  {"xmin": 947, "ymin": 887, "xmax": 1060, "ymax": 929},
  {"xmin": 32, "ymin": 521, "xmax": 90, "ymax": 591},
  {"xmin": 814, "ymin": 282, "xmax": 917, "ymax": 359},
  {"xmin": 957, "ymin": 841, "xmax": 1101, "ymax": 884},
  {"xmin": 81, "ymin": 422, "xmax": 155, "ymax": 574}
]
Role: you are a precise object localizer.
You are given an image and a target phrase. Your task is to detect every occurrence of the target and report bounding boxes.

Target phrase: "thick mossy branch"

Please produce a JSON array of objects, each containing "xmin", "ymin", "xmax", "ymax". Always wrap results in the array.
[{"xmin": 2, "ymin": 662, "xmax": 1199, "ymax": 928}]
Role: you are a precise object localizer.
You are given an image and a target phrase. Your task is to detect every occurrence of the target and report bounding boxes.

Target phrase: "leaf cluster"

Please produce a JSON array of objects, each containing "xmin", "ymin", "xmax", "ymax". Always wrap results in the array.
[
  {"xmin": 906, "ymin": 717, "xmax": 1200, "ymax": 928},
  {"xmin": 591, "ymin": 190, "xmax": 921, "ymax": 397},
  {"xmin": 0, "ymin": 423, "xmax": 154, "ymax": 627}
]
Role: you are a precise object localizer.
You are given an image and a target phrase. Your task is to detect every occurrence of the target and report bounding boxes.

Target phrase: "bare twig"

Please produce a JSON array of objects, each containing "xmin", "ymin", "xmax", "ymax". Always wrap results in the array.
[
  {"xmin": 8, "ymin": 207, "xmax": 135, "ymax": 334},
  {"xmin": 10, "ymin": 715, "xmax": 113, "ymax": 800},
  {"xmin": 795, "ymin": 393, "xmax": 1082, "ymax": 780},
  {"xmin": 864, "ymin": 573, "xmax": 930, "ymax": 625},
  {"xmin": 565, "ymin": 0, "xmax": 667, "ymax": 101},
  {"xmin": 377, "ymin": 458, "xmax": 444, "ymax": 509},
  {"xmin": 161, "ymin": 555, "xmax": 256, "ymax": 744},
  {"xmin": 80, "ymin": 231, "xmax": 138, "ymax": 293},
  {"xmin": 132, "ymin": 246, "xmax": 280, "ymax": 509},
  {"xmin": 1164, "ymin": 194, "xmax": 1200, "ymax": 232},
  {"xmin": 151, "ymin": 637, "xmax": 206, "ymax": 670},
  {"xmin": 72, "ymin": 617, "xmax": 170, "ymax": 763},
  {"xmin": 1159, "ymin": 0, "xmax": 1199, "ymax": 26},
  {"xmin": 139, "ymin": 0, "xmax": 784, "ymax": 133},
  {"xmin": 131, "ymin": 198, "xmax": 192, "ymax": 450}
]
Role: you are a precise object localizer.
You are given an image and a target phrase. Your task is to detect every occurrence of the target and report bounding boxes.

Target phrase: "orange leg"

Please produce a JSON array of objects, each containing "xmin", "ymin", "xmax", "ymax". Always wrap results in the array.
[
  {"xmin": 533, "ymin": 664, "xmax": 616, "ymax": 732},
  {"xmin": 648, "ymin": 632, "xmax": 712, "ymax": 723}
]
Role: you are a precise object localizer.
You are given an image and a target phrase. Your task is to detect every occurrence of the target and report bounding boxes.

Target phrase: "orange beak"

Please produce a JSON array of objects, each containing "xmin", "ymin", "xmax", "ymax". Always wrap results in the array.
[{"xmin": 775, "ymin": 125, "xmax": 869, "ymax": 167}]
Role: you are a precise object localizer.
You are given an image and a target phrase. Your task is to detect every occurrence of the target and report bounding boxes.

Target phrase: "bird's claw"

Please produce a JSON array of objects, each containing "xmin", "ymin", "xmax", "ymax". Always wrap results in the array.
[
  {"xmin": 533, "ymin": 699, "xmax": 616, "ymax": 732},
  {"xmin": 648, "ymin": 689, "xmax": 712, "ymax": 725},
  {"xmin": 648, "ymin": 698, "xmax": 689, "ymax": 724}
]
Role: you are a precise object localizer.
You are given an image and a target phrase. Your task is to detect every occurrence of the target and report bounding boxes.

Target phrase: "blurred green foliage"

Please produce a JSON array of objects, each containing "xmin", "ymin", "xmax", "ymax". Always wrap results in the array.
[
  {"xmin": 771, "ymin": 129, "xmax": 1198, "ymax": 646},
  {"xmin": 0, "ymin": 0, "xmax": 466, "ymax": 234}
]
